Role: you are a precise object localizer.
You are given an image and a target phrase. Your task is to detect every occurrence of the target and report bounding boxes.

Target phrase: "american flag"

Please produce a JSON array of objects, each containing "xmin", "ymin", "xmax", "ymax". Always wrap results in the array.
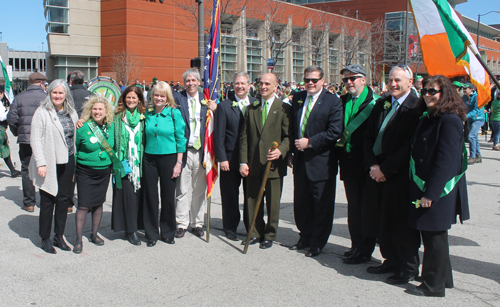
[{"xmin": 203, "ymin": 0, "xmax": 220, "ymax": 198}]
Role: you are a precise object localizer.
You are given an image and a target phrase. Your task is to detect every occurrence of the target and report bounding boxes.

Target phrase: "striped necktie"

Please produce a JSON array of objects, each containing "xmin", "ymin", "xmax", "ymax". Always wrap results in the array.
[{"xmin": 301, "ymin": 95, "xmax": 313, "ymax": 138}]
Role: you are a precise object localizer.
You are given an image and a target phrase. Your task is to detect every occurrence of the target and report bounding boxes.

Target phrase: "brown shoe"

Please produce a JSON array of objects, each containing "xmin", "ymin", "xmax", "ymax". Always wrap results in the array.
[
  {"xmin": 192, "ymin": 227, "xmax": 204, "ymax": 237},
  {"xmin": 175, "ymin": 228, "xmax": 186, "ymax": 238},
  {"xmin": 493, "ymin": 145, "xmax": 500, "ymax": 151},
  {"xmin": 22, "ymin": 206, "xmax": 34, "ymax": 212},
  {"xmin": 68, "ymin": 207, "xmax": 73, "ymax": 213},
  {"xmin": 476, "ymin": 155, "xmax": 482, "ymax": 163}
]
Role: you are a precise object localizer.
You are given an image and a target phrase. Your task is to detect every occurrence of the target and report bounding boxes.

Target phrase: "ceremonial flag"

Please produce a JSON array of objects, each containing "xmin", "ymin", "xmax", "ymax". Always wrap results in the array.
[
  {"xmin": 202, "ymin": 0, "xmax": 221, "ymax": 198},
  {"xmin": 409, "ymin": 0, "xmax": 491, "ymax": 107},
  {"xmin": 0, "ymin": 55, "xmax": 14, "ymax": 103},
  {"xmin": 381, "ymin": 65, "xmax": 387, "ymax": 92}
]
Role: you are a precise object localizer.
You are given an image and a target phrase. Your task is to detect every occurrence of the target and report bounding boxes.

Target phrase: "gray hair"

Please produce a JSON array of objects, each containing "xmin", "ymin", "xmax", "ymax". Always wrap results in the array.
[
  {"xmin": 304, "ymin": 65, "xmax": 324, "ymax": 79},
  {"xmin": 70, "ymin": 70, "xmax": 85, "ymax": 85},
  {"xmin": 41, "ymin": 79, "xmax": 75, "ymax": 115},
  {"xmin": 389, "ymin": 64, "xmax": 413, "ymax": 80},
  {"xmin": 233, "ymin": 71, "xmax": 250, "ymax": 83},
  {"xmin": 182, "ymin": 69, "xmax": 201, "ymax": 83}
]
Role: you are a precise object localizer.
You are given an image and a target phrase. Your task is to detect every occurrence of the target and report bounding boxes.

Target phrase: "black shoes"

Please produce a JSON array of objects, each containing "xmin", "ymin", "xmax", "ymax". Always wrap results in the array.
[
  {"xmin": 53, "ymin": 235, "xmax": 71, "ymax": 251},
  {"xmin": 225, "ymin": 232, "xmax": 238, "ymax": 241},
  {"xmin": 160, "ymin": 237, "xmax": 175, "ymax": 244},
  {"xmin": 147, "ymin": 240, "xmax": 157, "ymax": 247},
  {"xmin": 259, "ymin": 240, "xmax": 273, "ymax": 249},
  {"xmin": 366, "ymin": 262, "xmax": 398, "ymax": 274},
  {"xmin": 289, "ymin": 241, "xmax": 310, "ymax": 251},
  {"xmin": 73, "ymin": 242, "xmax": 83, "ymax": 254},
  {"xmin": 192, "ymin": 227, "xmax": 204, "ymax": 237},
  {"xmin": 175, "ymin": 228, "xmax": 186, "ymax": 238},
  {"xmin": 10, "ymin": 170, "xmax": 21, "ymax": 178},
  {"xmin": 89, "ymin": 234, "xmax": 105, "ymax": 246},
  {"xmin": 305, "ymin": 247, "xmax": 321, "ymax": 257},
  {"xmin": 127, "ymin": 232, "xmax": 141, "ymax": 246},
  {"xmin": 385, "ymin": 272, "xmax": 416, "ymax": 285},
  {"xmin": 41, "ymin": 238, "xmax": 56, "ymax": 254},
  {"xmin": 241, "ymin": 237, "xmax": 260, "ymax": 245},
  {"xmin": 405, "ymin": 285, "xmax": 445, "ymax": 297},
  {"xmin": 344, "ymin": 247, "xmax": 356, "ymax": 257},
  {"xmin": 342, "ymin": 251, "xmax": 371, "ymax": 264}
]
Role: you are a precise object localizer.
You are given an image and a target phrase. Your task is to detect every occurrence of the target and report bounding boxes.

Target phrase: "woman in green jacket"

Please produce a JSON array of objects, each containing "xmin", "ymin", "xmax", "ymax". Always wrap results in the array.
[
  {"xmin": 112, "ymin": 86, "xmax": 146, "ymax": 245},
  {"xmin": 142, "ymin": 81, "xmax": 186, "ymax": 247},
  {"xmin": 74, "ymin": 96, "xmax": 115, "ymax": 254}
]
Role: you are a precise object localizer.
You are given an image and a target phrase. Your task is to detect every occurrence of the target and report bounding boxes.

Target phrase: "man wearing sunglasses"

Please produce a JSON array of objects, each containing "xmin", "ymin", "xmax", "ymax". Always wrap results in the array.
[
  {"xmin": 288, "ymin": 66, "xmax": 343, "ymax": 257},
  {"xmin": 336, "ymin": 64, "xmax": 379, "ymax": 265},
  {"xmin": 362, "ymin": 64, "xmax": 421, "ymax": 285}
]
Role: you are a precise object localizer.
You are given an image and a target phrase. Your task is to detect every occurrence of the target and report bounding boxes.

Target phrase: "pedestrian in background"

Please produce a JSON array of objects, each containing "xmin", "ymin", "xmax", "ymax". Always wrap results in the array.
[{"xmin": 0, "ymin": 85, "xmax": 21, "ymax": 178}]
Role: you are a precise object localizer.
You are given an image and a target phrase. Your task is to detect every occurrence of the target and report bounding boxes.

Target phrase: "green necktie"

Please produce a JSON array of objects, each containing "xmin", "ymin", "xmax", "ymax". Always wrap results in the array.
[
  {"xmin": 191, "ymin": 98, "xmax": 201, "ymax": 150},
  {"xmin": 262, "ymin": 100, "xmax": 268, "ymax": 128},
  {"xmin": 373, "ymin": 99, "xmax": 398, "ymax": 156},
  {"xmin": 301, "ymin": 96, "xmax": 313, "ymax": 138}
]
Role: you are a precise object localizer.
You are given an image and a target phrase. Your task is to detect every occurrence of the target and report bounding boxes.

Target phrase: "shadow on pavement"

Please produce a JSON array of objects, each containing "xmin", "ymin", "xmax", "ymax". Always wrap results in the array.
[{"xmin": 0, "ymin": 185, "xmax": 24, "ymax": 208}]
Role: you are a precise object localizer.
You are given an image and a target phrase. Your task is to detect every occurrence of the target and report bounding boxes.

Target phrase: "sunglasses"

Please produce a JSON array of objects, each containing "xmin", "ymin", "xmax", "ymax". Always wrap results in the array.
[
  {"xmin": 342, "ymin": 75, "xmax": 363, "ymax": 83},
  {"xmin": 304, "ymin": 78, "xmax": 321, "ymax": 84},
  {"xmin": 421, "ymin": 88, "xmax": 442, "ymax": 96}
]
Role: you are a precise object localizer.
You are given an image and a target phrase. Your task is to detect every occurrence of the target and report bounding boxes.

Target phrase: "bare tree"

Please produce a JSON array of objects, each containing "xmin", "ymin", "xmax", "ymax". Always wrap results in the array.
[{"xmin": 111, "ymin": 48, "xmax": 144, "ymax": 86}]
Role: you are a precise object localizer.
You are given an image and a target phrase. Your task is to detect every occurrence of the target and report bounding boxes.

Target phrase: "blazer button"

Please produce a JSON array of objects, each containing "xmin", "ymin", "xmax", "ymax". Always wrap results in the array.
[
  {"xmin": 155, "ymin": 124, "xmax": 158, "ymax": 127},
  {"xmin": 423, "ymin": 138, "xmax": 426, "ymax": 141},
  {"xmin": 155, "ymin": 133, "xmax": 157, "ymax": 137},
  {"xmin": 419, "ymin": 159, "xmax": 423, "ymax": 163}
]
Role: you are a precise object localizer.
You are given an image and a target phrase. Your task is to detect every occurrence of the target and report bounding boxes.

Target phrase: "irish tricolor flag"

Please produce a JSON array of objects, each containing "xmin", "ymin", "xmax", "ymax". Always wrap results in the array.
[
  {"xmin": 0, "ymin": 55, "xmax": 14, "ymax": 103},
  {"xmin": 410, "ymin": 0, "xmax": 491, "ymax": 107}
]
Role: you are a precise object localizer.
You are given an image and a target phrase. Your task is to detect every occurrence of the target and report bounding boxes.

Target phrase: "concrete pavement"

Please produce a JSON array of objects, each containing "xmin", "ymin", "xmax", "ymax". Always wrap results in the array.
[{"xmin": 0, "ymin": 130, "xmax": 499, "ymax": 306}]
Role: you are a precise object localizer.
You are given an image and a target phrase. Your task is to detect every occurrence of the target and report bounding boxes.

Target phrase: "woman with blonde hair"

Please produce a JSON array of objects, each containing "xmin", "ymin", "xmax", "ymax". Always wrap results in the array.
[
  {"xmin": 30, "ymin": 79, "xmax": 78, "ymax": 254},
  {"xmin": 112, "ymin": 85, "xmax": 146, "ymax": 245},
  {"xmin": 142, "ymin": 81, "xmax": 186, "ymax": 247},
  {"xmin": 73, "ymin": 95, "xmax": 116, "ymax": 254}
]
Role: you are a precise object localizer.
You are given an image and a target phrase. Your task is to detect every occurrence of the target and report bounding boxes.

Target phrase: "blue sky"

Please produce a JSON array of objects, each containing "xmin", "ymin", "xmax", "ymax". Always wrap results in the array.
[{"xmin": 0, "ymin": 0, "xmax": 498, "ymax": 51}]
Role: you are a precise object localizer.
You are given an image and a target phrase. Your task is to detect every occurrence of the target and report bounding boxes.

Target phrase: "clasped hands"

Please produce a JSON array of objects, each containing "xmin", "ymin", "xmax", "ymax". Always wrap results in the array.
[{"xmin": 369, "ymin": 165, "xmax": 386, "ymax": 183}]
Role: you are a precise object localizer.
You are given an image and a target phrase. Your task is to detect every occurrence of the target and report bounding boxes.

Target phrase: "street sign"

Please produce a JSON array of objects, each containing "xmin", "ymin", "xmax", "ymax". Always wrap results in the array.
[{"xmin": 267, "ymin": 59, "xmax": 275, "ymax": 69}]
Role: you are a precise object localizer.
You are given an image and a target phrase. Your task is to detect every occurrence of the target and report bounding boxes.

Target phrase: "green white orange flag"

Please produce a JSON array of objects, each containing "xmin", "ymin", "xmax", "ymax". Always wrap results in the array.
[
  {"xmin": 409, "ymin": 0, "xmax": 491, "ymax": 107},
  {"xmin": 0, "ymin": 55, "xmax": 14, "ymax": 103}
]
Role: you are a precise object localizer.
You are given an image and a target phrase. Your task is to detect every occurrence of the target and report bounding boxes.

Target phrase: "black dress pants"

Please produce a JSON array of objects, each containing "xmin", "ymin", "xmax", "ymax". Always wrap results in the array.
[
  {"xmin": 344, "ymin": 179, "xmax": 376, "ymax": 255},
  {"xmin": 19, "ymin": 144, "xmax": 36, "ymax": 207},
  {"xmin": 142, "ymin": 153, "xmax": 177, "ymax": 241},
  {"xmin": 420, "ymin": 230, "xmax": 453, "ymax": 295},
  {"xmin": 380, "ymin": 244, "xmax": 420, "ymax": 277},
  {"xmin": 219, "ymin": 167, "xmax": 247, "ymax": 233},
  {"xmin": 293, "ymin": 155, "xmax": 336, "ymax": 249},
  {"xmin": 39, "ymin": 156, "xmax": 75, "ymax": 239},
  {"xmin": 112, "ymin": 176, "xmax": 140, "ymax": 233}
]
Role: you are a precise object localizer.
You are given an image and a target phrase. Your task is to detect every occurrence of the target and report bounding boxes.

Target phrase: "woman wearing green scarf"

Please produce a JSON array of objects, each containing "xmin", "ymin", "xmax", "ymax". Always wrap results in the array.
[{"xmin": 112, "ymin": 86, "xmax": 146, "ymax": 245}]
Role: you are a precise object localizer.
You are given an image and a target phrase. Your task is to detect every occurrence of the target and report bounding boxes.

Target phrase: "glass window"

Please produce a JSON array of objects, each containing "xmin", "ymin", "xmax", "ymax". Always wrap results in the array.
[
  {"xmin": 47, "ymin": 0, "xmax": 68, "ymax": 7},
  {"xmin": 48, "ymin": 23, "xmax": 69, "ymax": 34},
  {"xmin": 47, "ymin": 7, "xmax": 68, "ymax": 23}
]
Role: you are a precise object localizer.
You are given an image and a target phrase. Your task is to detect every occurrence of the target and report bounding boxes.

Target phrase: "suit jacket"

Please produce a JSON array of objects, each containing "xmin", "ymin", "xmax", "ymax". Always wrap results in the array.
[
  {"xmin": 363, "ymin": 90, "xmax": 420, "ymax": 179},
  {"xmin": 175, "ymin": 90, "xmax": 207, "ymax": 168},
  {"xmin": 239, "ymin": 97, "xmax": 291, "ymax": 179},
  {"xmin": 291, "ymin": 89, "xmax": 343, "ymax": 182},
  {"xmin": 214, "ymin": 96, "xmax": 256, "ymax": 169},
  {"xmin": 408, "ymin": 113, "xmax": 469, "ymax": 231},
  {"xmin": 337, "ymin": 86, "xmax": 377, "ymax": 181}
]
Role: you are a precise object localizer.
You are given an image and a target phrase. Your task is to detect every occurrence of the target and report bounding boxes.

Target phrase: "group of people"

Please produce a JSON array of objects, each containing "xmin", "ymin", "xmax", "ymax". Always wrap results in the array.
[{"xmin": 4, "ymin": 61, "xmax": 489, "ymax": 298}]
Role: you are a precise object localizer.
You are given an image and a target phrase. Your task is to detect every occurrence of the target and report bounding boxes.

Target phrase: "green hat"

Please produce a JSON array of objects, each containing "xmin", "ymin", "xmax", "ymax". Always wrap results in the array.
[
  {"xmin": 299, "ymin": 81, "xmax": 305, "ymax": 85},
  {"xmin": 152, "ymin": 77, "xmax": 158, "ymax": 81},
  {"xmin": 415, "ymin": 75, "xmax": 423, "ymax": 81},
  {"xmin": 452, "ymin": 81, "xmax": 463, "ymax": 87}
]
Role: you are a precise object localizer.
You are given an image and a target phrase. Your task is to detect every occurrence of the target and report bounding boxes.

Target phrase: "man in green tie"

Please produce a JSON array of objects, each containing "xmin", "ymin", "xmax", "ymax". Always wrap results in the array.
[
  {"xmin": 239, "ymin": 73, "xmax": 292, "ymax": 249},
  {"xmin": 214, "ymin": 71, "xmax": 257, "ymax": 241},
  {"xmin": 288, "ymin": 66, "xmax": 343, "ymax": 257},
  {"xmin": 362, "ymin": 65, "xmax": 421, "ymax": 285}
]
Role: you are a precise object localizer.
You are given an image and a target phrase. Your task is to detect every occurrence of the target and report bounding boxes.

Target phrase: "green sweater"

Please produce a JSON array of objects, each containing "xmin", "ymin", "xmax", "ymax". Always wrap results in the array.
[
  {"xmin": 76, "ymin": 120, "xmax": 115, "ymax": 169},
  {"xmin": 491, "ymin": 99, "xmax": 500, "ymax": 122}
]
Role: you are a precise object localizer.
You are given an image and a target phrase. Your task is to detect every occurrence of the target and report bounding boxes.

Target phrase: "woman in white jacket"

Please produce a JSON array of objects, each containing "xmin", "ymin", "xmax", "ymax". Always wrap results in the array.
[{"xmin": 30, "ymin": 79, "xmax": 78, "ymax": 254}]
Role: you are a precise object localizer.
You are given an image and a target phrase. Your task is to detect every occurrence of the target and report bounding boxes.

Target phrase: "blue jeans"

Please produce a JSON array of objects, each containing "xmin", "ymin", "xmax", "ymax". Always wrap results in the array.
[
  {"xmin": 491, "ymin": 120, "xmax": 500, "ymax": 146},
  {"xmin": 468, "ymin": 120, "xmax": 484, "ymax": 158}
]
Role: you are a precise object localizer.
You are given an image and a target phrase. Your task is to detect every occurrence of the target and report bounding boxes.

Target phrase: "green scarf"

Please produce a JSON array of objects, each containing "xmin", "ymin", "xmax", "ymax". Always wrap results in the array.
[
  {"xmin": 120, "ymin": 109, "xmax": 141, "ymax": 160},
  {"xmin": 343, "ymin": 85, "xmax": 369, "ymax": 152}
]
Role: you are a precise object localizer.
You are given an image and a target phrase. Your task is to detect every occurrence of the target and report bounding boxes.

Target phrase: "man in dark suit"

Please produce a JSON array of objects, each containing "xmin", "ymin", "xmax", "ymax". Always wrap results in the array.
[
  {"xmin": 239, "ymin": 73, "xmax": 291, "ymax": 249},
  {"xmin": 214, "ymin": 71, "xmax": 256, "ymax": 241},
  {"xmin": 175, "ymin": 68, "xmax": 208, "ymax": 238},
  {"xmin": 289, "ymin": 66, "xmax": 343, "ymax": 257},
  {"xmin": 362, "ymin": 64, "xmax": 421, "ymax": 285},
  {"xmin": 337, "ymin": 64, "xmax": 378, "ymax": 264}
]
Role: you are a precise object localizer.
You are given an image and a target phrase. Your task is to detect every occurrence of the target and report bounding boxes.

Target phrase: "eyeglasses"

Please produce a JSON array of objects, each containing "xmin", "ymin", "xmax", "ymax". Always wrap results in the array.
[
  {"xmin": 304, "ymin": 78, "xmax": 321, "ymax": 84},
  {"xmin": 421, "ymin": 88, "xmax": 442, "ymax": 96},
  {"xmin": 342, "ymin": 75, "xmax": 363, "ymax": 83}
]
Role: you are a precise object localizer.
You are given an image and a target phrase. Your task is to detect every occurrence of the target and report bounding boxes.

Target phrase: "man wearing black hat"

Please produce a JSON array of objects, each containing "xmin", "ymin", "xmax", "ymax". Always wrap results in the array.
[
  {"xmin": 336, "ymin": 64, "xmax": 379, "ymax": 264},
  {"xmin": 7, "ymin": 72, "xmax": 48, "ymax": 212}
]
